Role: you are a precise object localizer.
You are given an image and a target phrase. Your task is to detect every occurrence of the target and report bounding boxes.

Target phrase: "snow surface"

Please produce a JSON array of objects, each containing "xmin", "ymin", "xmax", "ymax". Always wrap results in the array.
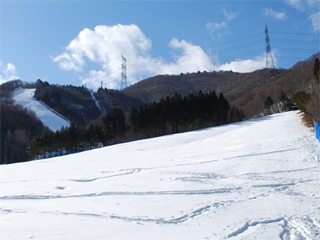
[
  {"xmin": 12, "ymin": 88, "xmax": 70, "ymax": 132},
  {"xmin": 90, "ymin": 90, "xmax": 105, "ymax": 115},
  {"xmin": 1, "ymin": 111, "xmax": 320, "ymax": 239}
]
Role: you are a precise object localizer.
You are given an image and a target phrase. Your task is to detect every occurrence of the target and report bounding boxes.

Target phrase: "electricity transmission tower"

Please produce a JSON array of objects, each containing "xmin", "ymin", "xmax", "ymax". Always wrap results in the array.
[
  {"xmin": 121, "ymin": 54, "xmax": 127, "ymax": 90},
  {"xmin": 265, "ymin": 24, "xmax": 275, "ymax": 69}
]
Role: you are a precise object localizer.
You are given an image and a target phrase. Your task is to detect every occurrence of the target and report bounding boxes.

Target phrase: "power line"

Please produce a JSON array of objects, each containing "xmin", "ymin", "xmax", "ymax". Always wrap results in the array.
[
  {"xmin": 93, "ymin": 30, "xmax": 317, "ymax": 73},
  {"xmin": 206, "ymin": 32, "xmax": 264, "ymax": 48},
  {"xmin": 15, "ymin": 29, "xmax": 319, "ymax": 88},
  {"xmin": 273, "ymin": 38, "xmax": 319, "ymax": 45},
  {"xmin": 120, "ymin": 54, "xmax": 127, "ymax": 90},
  {"xmin": 270, "ymin": 31, "xmax": 320, "ymax": 36}
]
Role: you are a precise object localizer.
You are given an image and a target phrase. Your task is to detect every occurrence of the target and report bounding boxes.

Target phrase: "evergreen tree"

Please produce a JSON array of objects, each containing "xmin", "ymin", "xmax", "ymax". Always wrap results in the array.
[
  {"xmin": 264, "ymin": 96, "xmax": 274, "ymax": 108},
  {"xmin": 103, "ymin": 108, "xmax": 126, "ymax": 140},
  {"xmin": 292, "ymin": 91, "xmax": 311, "ymax": 113},
  {"xmin": 27, "ymin": 90, "xmax": 243, "ymax": 160},
  {"xmin": 279, "ymin": 91, "xmax": 288, "ymax": 111},
  {"xmin": 218, "ymin": 93, "xmax": 230, "ymax": 124}
]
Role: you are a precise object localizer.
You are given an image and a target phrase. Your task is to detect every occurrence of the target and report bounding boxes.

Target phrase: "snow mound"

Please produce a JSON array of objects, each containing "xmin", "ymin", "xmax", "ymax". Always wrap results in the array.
[
  {"xmin": 0, "ymin": 111, "xmax": 319, "ymax": 239},
  {"xmin": 12, "ymin": 88, "xmax": 70, "ymax": 132}
]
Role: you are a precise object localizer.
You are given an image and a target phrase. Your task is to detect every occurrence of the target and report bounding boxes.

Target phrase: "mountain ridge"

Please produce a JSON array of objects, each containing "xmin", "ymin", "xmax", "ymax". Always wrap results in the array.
[
  {"xmin": 1, "ymin": 52, "xmax": 319, "ymax": 164},
  {"xmin": 12, "ymin": 88, "xmax": 70, "ymax": 132}
]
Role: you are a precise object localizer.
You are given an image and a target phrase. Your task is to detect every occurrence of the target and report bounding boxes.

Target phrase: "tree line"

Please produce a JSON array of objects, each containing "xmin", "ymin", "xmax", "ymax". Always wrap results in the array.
[
  {"xmin": 27, "ymin": 90, "xmax": 244, "ymax": 159},
  {"xmin": 34, "ymin": 79, "xmax": 101, "ymax": 126},
  {"xmin": 130, "ymin": 91, "xmax": 243, "ymax": 138},
  {"xmin": 27, "ymin": 123, "xmax": 105, "ymax": 159},
  {"xmin": 262, "ymin": 56, "xmax": 320, "ymax": 123},
  {"xmin": 1, "ymin": 101, "xmax": 49, "ymax": 164}
]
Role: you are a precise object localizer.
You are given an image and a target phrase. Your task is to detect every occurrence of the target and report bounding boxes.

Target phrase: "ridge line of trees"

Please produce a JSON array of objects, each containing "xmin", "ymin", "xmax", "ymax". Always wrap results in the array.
[{"xmin": 27, "ymin": 90, "xmax": 244, "ymax": 159}]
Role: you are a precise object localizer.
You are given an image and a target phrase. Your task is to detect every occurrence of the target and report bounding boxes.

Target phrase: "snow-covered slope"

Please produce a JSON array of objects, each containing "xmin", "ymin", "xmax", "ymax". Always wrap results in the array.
[
  {"xmin": 0, "ymin": 111, "xmax": 320, "ymax": 239},
  {"xmin": 12, "ymin": 88, "xmax": 70, "ymax": 132}
]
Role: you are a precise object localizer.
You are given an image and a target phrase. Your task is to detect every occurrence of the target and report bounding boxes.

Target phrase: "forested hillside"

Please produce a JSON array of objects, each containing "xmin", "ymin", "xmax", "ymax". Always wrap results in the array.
[
  {"xmin": 123, "ymin": 69, "xmax": 285, "ymax": 117},
  {"xmin": 34, "ymin": 80, "xmax": 101, "ymax": 126},
  {"xmin": 123, "ymin": 52, "xmax": 319, "ymax": 118},
  {"xmin": 1, "ymin": 52, "xmax": 319, "ymax": 164},
  {"xmin": 34, "ymin": 80, "xmax": 143, "ymax": 126},
  {"xmin": 0, "ymin": 102, "xmax": 49, "ymax": 164},
  {"xmin": 94, "ymin": 87, "xmax": 143, "ymax": 115},
  {"xmin": 27, "ymin": 90, "xmax": 243, "ymax": 159}
]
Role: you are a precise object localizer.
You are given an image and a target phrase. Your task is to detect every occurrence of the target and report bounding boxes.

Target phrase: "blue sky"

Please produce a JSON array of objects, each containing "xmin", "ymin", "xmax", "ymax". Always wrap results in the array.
[{"xmin": 0, "ymin": 0, "xmax": 319, "ymax": 90}]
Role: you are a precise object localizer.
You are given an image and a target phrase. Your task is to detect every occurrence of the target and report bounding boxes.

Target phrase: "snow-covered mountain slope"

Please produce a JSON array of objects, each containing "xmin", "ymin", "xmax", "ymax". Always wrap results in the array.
[
  {"xmin": 0, "ymin": 111, "xmax": 320, "ymax": 239},
  {"xmin": 12, "ymin": 88, "xmax": 70, "ymax": 132}
]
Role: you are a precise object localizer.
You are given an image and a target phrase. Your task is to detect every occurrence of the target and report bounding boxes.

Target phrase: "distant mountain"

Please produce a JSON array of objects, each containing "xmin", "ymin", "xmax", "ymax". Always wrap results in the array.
[
  {"xmin": 123, "ymin": 52, "xmax": 319, "ymax": 117},
  {"xmin": 9, "ymin": 52, "xmax": 317, "ymax": 127},
  {"xmin": 0, "ymin": 100, "xmax": 49, "ymax": 164},
  {"xmin": 94, "ymin": 88, "xmax": 143, "ymax": 116},
  {"xmin": 123, "ymin": 69, "xmax": 285, "ymax": 117},
  {"xmin": 34, "ymin": 81, "xmax": 102, "ymax": 126},
  {"xmin": 33, "ymin": 80, "xmax": 143, "ymax": 126},
  {"xmin": 1, "ymin": 52, "xmax": 319, "ymax": 164},
  {"xmin": 12, "ymin": 88, "xmax": 70, "ymax": 132}
]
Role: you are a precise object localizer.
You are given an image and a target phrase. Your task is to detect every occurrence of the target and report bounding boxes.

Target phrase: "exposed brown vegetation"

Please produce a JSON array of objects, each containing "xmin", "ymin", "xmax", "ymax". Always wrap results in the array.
[
  {"xmin": 1, "ymin": 52, "xmax": 319, "ymax": 164},
  {"xmin": 0, "ymin": 101, "xmax": 49, "ymax": 163},
  {"xmin": 123, "ymin": 52, "xmax": 320, "ymax": 119}
]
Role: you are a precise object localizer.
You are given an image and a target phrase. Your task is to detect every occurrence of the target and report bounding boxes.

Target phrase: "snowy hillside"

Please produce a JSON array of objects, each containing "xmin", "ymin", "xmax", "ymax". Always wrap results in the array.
[
  {"xmin": 12, "ymin": 88, "xmax": 70, "ymax": 131},
  {"xmin": 0, "ymin": 111, "xmax": 320, "ymax": 239}
]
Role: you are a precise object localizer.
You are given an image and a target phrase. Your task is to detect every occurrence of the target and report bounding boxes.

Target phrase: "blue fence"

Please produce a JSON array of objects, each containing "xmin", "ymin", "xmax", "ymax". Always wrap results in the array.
[{"xmin": 314, "ymin": 121, "xmax": 320, "ymax": 141}]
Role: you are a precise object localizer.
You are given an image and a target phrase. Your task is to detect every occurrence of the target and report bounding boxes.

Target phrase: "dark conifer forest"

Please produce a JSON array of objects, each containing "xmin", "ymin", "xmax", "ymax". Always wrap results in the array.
[
  {"xmin": 1, "ymin": 52, "xmax": 319, "ymax": 164},
  {"xmin": 1, "ymin": 101, "xmax": 49, "ymax": 163},
  {"xmin": 0, "ymin": 80, "xmax": 50, "ymax": 164},
  {"xmin": 26, "ymin": 90, "xmax": 244, "ymax": 159}
]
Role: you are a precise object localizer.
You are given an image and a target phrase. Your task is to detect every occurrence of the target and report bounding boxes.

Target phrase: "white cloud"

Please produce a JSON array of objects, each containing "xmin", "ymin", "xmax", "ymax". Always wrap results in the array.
[
  {"xmin": 285, "ymin": 0, "xmax": 319, "ymax": 33},
  {"xmin": 53, "ymin": 24, "xmax": 154, "ymax": 89},
  {"xmin": 206, "ymin": 8, "xmax": 238, "ymax": 40},
  {"xmin": 309, "ymin": 11, "xmax": 320, "ymax": 32},
  {"xmin": 206, "ymin": 22, "xmax": 228, "ymax": 39},
  {"xmin": 285, "ymin": 0, "xmax": 305, "ymax": 11},
  {"xmin": 53, "ymin": 24, "xmax": 272, "ymax": 90},
  {"xmin": 286, "ymin": 0, "xmax": 319, "ymax": 10},
  {"xmin": 52, "ymin": 24, "xmax": 152, "ymax": 73},
  {"xmin": 217, "ymin": 54, "xmax": 267, "ymax": 73},
  {"xmin": 264, "ymin": 8, "xmax": 287, "ymax": 20},
  {"xmin": 306, "ymin": 0, "xmax": 319, "ymax": 8},
  {"xmin": 0, "ymin": 62, "xmax": 19, "ymax": 84},
  {"xmin": 163, "ymin": 38, "xmax": 215, "ymax": 73},
  {"xmin": 223, "ymin": 8, "xmax": 239, "ymax": 21},
  {"xmin": 80, "ymin": 70, "xmax": 118, "ymax": 90}
]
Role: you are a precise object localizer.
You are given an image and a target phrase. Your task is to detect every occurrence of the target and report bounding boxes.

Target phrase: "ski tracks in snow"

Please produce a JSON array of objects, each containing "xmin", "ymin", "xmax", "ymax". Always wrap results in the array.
[
  {"xmin": 279, "ymin": 215, "xmax": 320, "ymax": 240},
  {"xmin": 1, "ymin": 111, "xmax": 320, "ymax": 239},
  {"xmin": 225, "ymin": 215, "xmax": 320, "ymax": 240}
]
